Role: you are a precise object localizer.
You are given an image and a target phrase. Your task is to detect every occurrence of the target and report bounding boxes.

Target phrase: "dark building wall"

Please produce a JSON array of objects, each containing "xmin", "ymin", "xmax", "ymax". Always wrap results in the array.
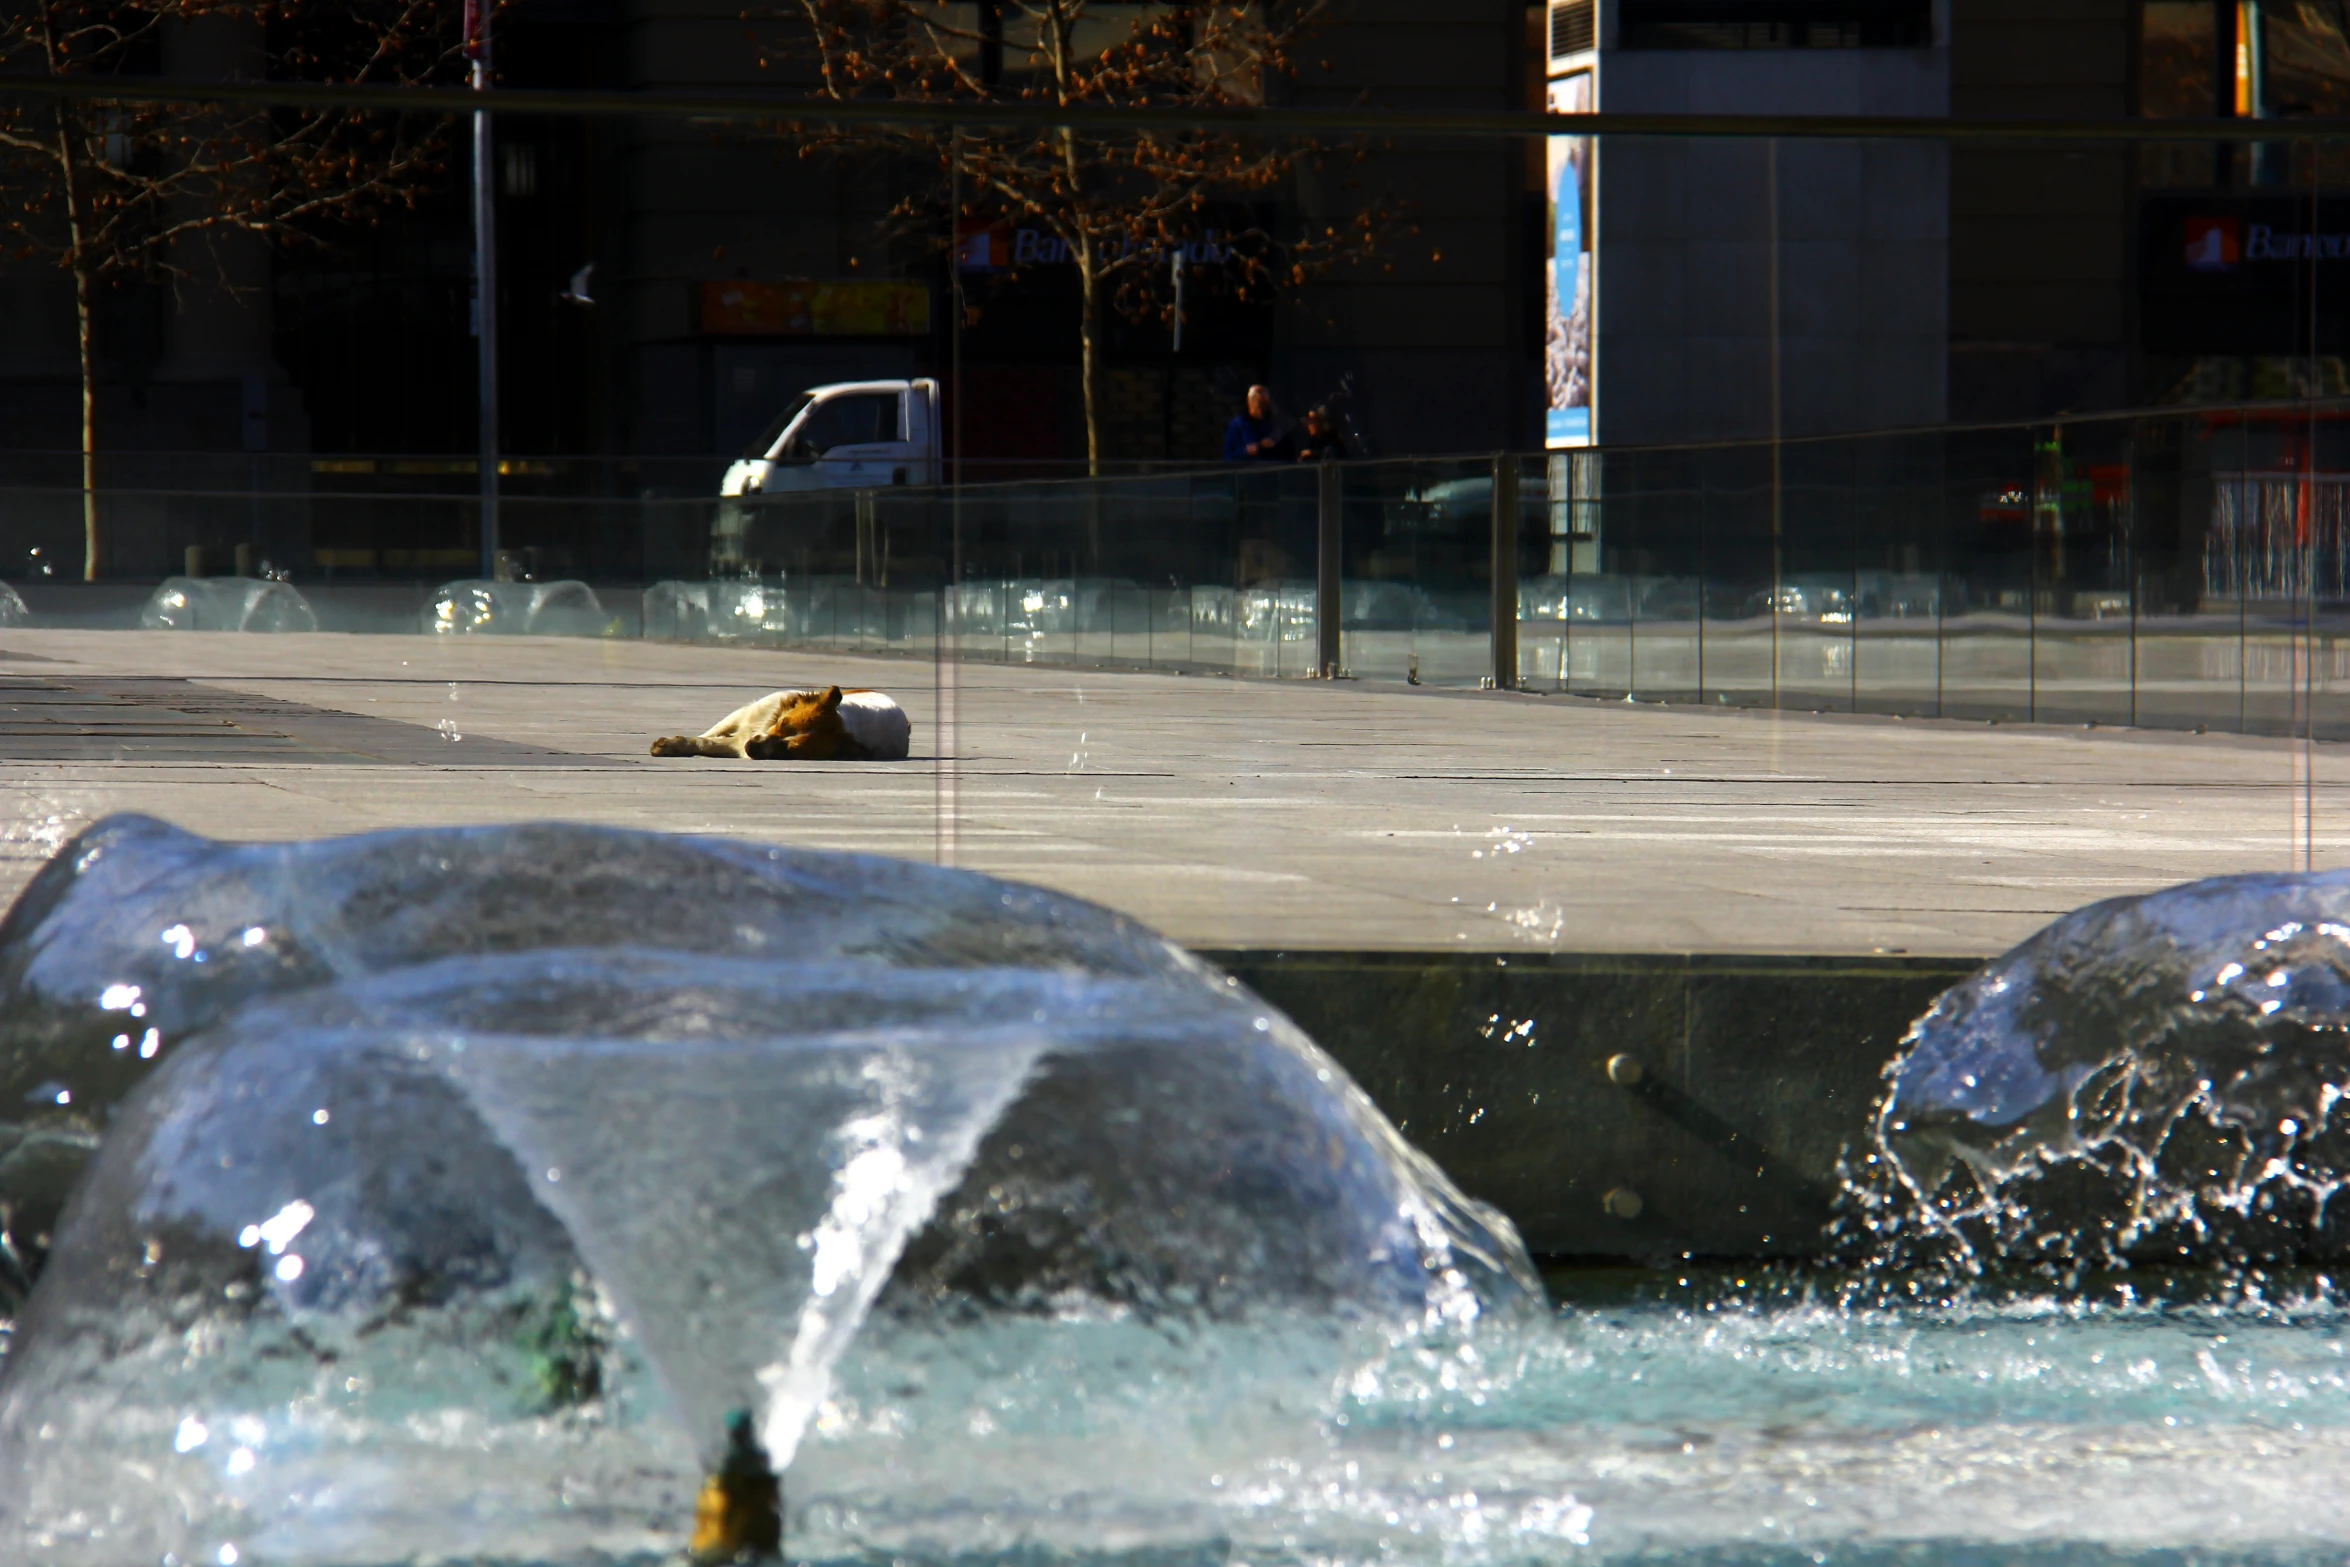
[
  {"xmin": 0, "ymin": 5, "xmax": 1556, "ymax": 476},
  {"xmin": 1594, "ymin": 0, "xmax": 1951, "ymax": 445},
  {"xmin": 1276, "ymin": 0, "xmax": 1536, "ymax": 456},
  {"xmin": 614, "ymin": 0, "xmax": 911, "ymax": 464},
  {"xmin": 602, "ymin": 0, "xmax": 1539, "ymax": 464},
  {"xmin": 2, "ymin": 1, "xmax": 2196, "ymax": 493},
  {"xmin": 1945, "ymin": 0, "xmax": 2133, "ymax": 422}
]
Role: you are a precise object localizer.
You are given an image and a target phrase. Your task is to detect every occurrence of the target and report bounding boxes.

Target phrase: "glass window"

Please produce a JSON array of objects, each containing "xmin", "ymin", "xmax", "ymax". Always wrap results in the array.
[
  {"xmin": 998, "ymin": 3, "xmax": 1157, "ymax": 82},
  {"xmin": 2260, "ymin": 1, "xmax": 2350, "ymax": 118},
  {"xmin": 797, "ymin": 393, "xmax": 902, "ymax": 456},
  {"xmin": 747, "ymin": 394, "xmax": 813, "ymax": 460},
  {"xmin": 1615, "ymin": 0, "xmax": 1929, "ymax": 50},
  {"xmin": 2140, "ymin": 1, "xmax": 2218, "ymax": 188},
  {"xmin": 2256, "ymin": 1, "xmax": 2350, "ymax": 186},
  {"xmin": 2142, "ymin": 2, "xmax": 2217, "ymax": 118}
]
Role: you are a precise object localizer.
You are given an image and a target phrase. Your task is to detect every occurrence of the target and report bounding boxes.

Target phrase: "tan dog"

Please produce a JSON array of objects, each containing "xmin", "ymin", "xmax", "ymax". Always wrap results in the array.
[{"xmin": 650, "ymin": 685, "xmax": 911, "ymax": 761}]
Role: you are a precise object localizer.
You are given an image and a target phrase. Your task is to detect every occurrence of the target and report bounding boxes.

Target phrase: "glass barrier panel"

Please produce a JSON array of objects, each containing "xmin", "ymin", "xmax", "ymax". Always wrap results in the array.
[
  {"xmin": 1517, "ymin": 452, "xmax": 1579, "ymax": 694},
  {"xmin": 2132, "ymin": 415, "xmax": 2234, "ymax": 734},
  {"xmin": 2228, "ymin": 421, "xmax": 2313, "ymax": 738},
  {"xmin": 1344, "ymin": 458, "xmax": 1460, "ymax": 686},
  {"xmin": 1231, "ymin": 464, "xmax": 1317, "ymax": 680},
  {"xmin": 1555, "ymin": 448, "xmax": 1630, "ymax": 699},
  {"xmin": 1616, "ymin": 445, "xmax": 1700, "ymax": 703},
  {"xmin": 1693, "ymin": 441, "xmax": 1776, "ymax": 710},
  {"xmin": 1504, "ymin": 452, "xmax": 1552, "ymax": 694},
  {"xmin": 2029, "ymin": 419, "xmax": 2139, "ymax": 729},
  {"xmin": 1940, "ymin": 424, "xmax": 2037, "ymax": 724},
  {"xmin": 1853, "ymin": 428, "xmax": 1946, "ymax": 718},
  {"xmin": 1404, "ymin": 456, "xmax": 1498, "ymax": 690},
  {"xmin": 1773, "ymin": 438, "xmax": 1859, "ymax": 714}
]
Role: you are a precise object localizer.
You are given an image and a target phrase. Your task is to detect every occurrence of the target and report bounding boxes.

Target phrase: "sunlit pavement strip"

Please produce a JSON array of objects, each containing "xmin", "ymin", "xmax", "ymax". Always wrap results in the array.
[{"xmin": 0, "ymin": 629, "xmax": 2340, "ymax": 956}]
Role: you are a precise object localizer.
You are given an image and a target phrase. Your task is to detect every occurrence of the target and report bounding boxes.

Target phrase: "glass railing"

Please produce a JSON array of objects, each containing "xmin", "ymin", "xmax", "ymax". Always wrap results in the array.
[
  {"xmin": 1522, "ymin": 409, "xmax": 2344, "ymax": 737},
  {"xmin": 647, "ymin": 401, "xmax": 2350, "ymax": 740},
  {"xmin": 3, "ymin": 401, "xmax": 2348, "ymax": 739}
]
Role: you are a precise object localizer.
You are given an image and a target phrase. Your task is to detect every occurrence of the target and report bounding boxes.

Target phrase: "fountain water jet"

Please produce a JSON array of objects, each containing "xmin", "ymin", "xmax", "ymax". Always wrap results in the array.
[
  {"xmin": 0, "ymin": 816, "xmax": 1538, "ymax": 1566},
  {"xmin": 1846, "ymin": 867, "xmax": 2350, "ymax": 1292}
]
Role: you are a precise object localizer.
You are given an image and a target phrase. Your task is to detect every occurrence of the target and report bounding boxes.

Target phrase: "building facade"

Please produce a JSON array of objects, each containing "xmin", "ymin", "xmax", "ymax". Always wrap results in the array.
[{"xmin": 0, "ymin": 0, "xmax": 2334, "ymax": 503}]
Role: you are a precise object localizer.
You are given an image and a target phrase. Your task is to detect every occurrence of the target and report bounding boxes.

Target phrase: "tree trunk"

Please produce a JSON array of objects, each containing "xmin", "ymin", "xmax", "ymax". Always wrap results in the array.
[
  {"xmin": 1077, "ymin": 252, "xmax": 1102, "ymax": 479},
  {"xmin": 53, "ymin": 102, "xmax": 98, "ymax": 580},
  {"xmin": 73, "ymin": 258, "xmax": 96, "ymax": 581}
]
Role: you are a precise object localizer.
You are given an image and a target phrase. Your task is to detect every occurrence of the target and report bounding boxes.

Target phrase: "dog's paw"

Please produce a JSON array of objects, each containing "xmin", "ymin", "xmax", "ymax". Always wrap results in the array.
[{"xmin": 649, "ymin": 736, "xmax": 691, "ymax": 757}]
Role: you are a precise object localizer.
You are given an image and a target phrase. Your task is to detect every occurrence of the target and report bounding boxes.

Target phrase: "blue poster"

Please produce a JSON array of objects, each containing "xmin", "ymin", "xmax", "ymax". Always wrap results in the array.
[{"xmin": 1545, "ymin": 71, "xmax": 1594, "ymax": 449}]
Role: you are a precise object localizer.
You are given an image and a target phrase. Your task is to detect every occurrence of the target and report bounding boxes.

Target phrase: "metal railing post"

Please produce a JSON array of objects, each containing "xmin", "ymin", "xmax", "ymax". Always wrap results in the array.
[
  {"xmin": 1490, "ymin": 452, "xmax": 1519, "ymax": 690},
  {"xmin": 1316, "ymin": 462, "xmax": 1343, "ymax": 677}
]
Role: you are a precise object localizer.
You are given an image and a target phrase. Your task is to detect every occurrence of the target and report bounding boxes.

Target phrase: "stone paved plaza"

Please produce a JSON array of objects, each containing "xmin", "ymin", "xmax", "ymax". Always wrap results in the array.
[{"xmin": 0, "ymin": 629, "xmax": 2337, "ymax": 956}]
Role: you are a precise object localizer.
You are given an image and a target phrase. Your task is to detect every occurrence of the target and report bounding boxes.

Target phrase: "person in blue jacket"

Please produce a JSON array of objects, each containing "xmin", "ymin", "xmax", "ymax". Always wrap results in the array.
[{"xmin": 1222, "ymin": 385, "xmax": 1283, "ymax": 460}]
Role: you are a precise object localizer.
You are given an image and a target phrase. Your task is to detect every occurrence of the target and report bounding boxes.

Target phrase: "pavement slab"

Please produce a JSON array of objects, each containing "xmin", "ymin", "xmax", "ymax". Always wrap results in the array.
[{"xmin": 0, "ymin": 628, "xmax": 2337, "ymax": 957}]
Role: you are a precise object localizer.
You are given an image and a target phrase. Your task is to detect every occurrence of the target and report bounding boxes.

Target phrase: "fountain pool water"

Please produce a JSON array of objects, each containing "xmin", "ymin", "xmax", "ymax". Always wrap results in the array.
[{"xmin": 4, "ymin": 826, "xmax": 2350, "ymax": 1565}]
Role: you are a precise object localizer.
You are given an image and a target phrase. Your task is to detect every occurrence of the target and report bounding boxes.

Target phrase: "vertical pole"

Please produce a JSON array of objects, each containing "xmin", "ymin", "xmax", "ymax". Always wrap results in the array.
[
  {"xmin": 1767, "ymin": 137, "xmax": 1783, "ymax": 711},
  {"xmin": 1171, "ymin": 245, "xmax": 1185, "ymax": 354},
  {"xmin": 939, "ymin": 126, "xmax": 962, "ymax": 867},
  {"xmin": 2247, "ymin": 1, "xmax": 2271, "ymax": 185},
  {"xmin": 2216, "ymin": 0, "xmax": 2239, "ymax": 187},
  {"xmin": 1625, "ymin": 465, "xmax": 1638, "ymax": 698},
  {"xmin": 2304, "ymin": 130, "xmax": 2319, "ymax": 868},
  {"xmin": 2127, "ymin": 429, "xmax": 2140, "ymax": 730},
  {"xmin": 1849, "ymin": 443, "xmax": 1860, "ymax": 713},
  {"xmin": 2029, "ymin": 426, "xmax": 2041, "ymax": 725},
  {"xmin": 1491, "ymin": 452, "xmax": 1519, "ymax": 691},
  {"xmin": 1695, "ymin": 450, "xmax": 1706, "ymax": 702},
  {"xmin": 1558, "ymin": 452, "xmax": 1575, "ymax": 691},
  {"xmin": 1935, "ymin": 444, "xmax": 1946, "ymax": 719},
  {"xmin": 1316, "ymin": 461, "xmax": 1343, "ymax": 678},
  {"xmin": 468, "ymin": 0, "xmax": 500, "ymax": 582}
]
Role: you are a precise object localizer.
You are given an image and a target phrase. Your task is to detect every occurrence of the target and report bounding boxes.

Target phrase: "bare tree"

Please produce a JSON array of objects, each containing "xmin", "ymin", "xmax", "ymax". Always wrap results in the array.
[
  {"xmin": 776, "ymin": 0, "xmax": 1393, "ymax": 473},
  {"xmin": 0, "ymin": 0, "xmax": 458, "ymax": 579}
]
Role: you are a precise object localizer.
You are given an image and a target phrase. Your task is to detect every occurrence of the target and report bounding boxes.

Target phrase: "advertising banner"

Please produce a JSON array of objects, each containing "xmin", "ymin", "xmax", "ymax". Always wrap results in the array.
[
  {"xmin": 1546, "ymin": 70, "xmax": 1595, "ymax": 448},
  {"xmin": 701, "ymin": 280, "xmax": 932, "ymax": 337}
]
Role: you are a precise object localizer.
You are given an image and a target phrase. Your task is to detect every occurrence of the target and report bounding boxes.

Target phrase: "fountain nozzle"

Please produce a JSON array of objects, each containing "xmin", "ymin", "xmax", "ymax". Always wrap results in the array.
[{"xmin": 689, "ymin": 1409, "xmax": 783, "ymax": 1564}]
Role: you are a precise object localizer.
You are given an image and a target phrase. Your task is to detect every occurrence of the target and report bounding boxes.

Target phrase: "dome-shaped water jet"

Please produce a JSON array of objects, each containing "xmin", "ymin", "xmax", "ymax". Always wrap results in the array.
[{"xmin": 0, "ymin": 816, "xmax": 1537, "ymax": 1566}]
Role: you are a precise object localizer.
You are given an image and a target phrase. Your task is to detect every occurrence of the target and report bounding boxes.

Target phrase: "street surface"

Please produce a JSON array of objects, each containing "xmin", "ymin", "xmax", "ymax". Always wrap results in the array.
[{"xmin": 0, "ymin": 629, "xmax": 2335, "ymax": 956}]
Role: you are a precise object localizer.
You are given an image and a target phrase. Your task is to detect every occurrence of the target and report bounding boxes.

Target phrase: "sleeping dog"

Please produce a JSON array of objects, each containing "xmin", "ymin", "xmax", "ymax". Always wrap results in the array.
[{"xmin": 650, "ymin": 685, "xmax": 911, "ymax": 761}]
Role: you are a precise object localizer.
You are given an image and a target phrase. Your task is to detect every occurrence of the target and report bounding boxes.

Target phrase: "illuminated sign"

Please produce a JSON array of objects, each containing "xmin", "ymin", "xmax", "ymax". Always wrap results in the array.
[
  {"xmin": 954, "ymin": 226, "xmax": 1234, "ymax": 271},
  {"xmin": 2141, "ymin": 196, "xmax": 2350, "ymax": 356},
  {"xmin": 2184, "ymin": 215, "xmax": 2240, "ymax": 271},
  {"xmin": 700, "ymin": 280, "xmax": 932, "ymax": 337}
]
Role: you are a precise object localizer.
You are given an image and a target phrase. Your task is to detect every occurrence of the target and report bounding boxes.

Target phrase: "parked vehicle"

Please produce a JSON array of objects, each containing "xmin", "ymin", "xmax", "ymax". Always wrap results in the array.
[{"xmin": 720, "ymin": 379, "xmax": 941, "ymax": 497}]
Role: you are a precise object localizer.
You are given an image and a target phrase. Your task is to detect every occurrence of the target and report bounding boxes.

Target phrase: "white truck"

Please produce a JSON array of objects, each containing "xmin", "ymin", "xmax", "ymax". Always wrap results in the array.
[{"xmin": 719, "ymin": 377, "xmax": 941, "ymax": 497}]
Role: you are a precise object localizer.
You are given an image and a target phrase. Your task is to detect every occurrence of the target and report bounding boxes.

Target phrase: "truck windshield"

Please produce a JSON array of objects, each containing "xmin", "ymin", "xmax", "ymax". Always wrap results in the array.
[{"xmin": 744, "ymin": 394, "xmax": 814, "ymax": 460}]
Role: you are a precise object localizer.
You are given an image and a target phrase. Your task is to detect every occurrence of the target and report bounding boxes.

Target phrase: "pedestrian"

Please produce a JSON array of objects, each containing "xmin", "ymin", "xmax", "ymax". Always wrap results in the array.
[
  {"xmin": 1222, "ymin": 384, "xmax": 1283, "ymax": 461},
  {"xmin": 1277, "ymin": 406, "xmax": 1350, "ymax": 462}
]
